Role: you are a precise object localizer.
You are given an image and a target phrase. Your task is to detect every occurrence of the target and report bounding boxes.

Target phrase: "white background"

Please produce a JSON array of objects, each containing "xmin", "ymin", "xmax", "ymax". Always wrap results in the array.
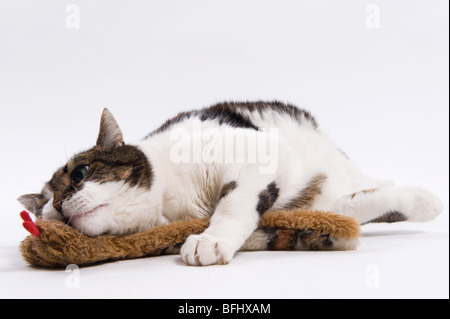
[{"xmin": 0, "ymin": 0, "xmax": 448, "ymax": 299}]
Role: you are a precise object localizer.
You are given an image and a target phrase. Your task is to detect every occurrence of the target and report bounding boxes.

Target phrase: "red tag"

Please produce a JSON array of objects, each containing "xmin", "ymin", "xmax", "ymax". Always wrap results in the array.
[
  {"xmin": 20, "ymin": 211, "xmax": 40, "ymax": 237},
  {"xmin": 20, "ymin": 210, "xmax": 33, "ymax": 222}
]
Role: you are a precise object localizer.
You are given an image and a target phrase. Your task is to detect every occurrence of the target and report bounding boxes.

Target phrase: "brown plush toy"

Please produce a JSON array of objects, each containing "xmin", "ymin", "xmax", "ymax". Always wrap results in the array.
[{"xmin": 19, "ymin": 209, "xmax": 360, "ymax": 268}]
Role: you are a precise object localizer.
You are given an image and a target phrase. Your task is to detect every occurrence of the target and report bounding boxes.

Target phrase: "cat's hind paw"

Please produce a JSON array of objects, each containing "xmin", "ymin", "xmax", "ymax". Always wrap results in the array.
[{"xmin": 403, "ymin": 187, "xmax": 444, "ymax": 222}]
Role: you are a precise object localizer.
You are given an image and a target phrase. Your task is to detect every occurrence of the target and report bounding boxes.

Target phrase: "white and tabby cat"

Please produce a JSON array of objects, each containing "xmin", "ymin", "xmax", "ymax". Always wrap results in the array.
[{"xmin": 18, "ymin": 101, "xmax": 443, "ymax": 266}]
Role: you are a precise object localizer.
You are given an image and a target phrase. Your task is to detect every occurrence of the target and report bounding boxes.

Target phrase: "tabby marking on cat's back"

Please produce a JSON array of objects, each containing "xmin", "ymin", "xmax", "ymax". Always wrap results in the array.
[{"xmin": 146, "ymin": 100, "xmax": 318, "ymax": 138}]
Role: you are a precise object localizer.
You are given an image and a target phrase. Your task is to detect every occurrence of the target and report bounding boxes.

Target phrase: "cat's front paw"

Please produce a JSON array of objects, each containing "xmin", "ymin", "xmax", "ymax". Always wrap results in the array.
[{"xmin": 180, "ymin": 234, "xmax": 234, "ymax": 266}]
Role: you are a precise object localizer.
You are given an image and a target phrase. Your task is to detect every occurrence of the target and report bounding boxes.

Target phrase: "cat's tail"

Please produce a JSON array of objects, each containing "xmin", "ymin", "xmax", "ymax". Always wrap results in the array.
[{"xmin": 241, "ymin": 209, "xmax": 360, "ymax": 252}]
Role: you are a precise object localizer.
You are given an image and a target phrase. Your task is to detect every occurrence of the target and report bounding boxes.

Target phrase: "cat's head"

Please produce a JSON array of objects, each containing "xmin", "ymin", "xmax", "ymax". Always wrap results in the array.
[{"xmin": 18, "ymin": 109, "xmax": 164, "ymax": 236}]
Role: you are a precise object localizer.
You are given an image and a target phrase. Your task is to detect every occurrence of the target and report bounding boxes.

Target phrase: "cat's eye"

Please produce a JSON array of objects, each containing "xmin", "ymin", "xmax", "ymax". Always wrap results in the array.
[{"xmin": 71, "ymin": 165, "xmax": 89, "ymax": 185}]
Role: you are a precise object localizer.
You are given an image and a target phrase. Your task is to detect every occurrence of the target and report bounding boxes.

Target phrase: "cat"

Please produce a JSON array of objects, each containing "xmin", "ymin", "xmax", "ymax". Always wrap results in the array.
[{"xmin": 18, "ymin": 101, "xmax": 443, "ymax": 266}]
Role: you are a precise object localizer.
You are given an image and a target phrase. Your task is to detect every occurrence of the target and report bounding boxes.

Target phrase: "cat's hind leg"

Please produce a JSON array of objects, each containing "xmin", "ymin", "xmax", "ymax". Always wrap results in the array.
[{"xmin": 330, "ymin": 186, "xmax": 443, "ymax": 225}]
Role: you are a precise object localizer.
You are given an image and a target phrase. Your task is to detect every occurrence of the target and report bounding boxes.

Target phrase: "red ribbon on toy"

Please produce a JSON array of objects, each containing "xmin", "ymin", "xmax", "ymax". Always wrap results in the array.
[{"xmin": 20, "ymin": 211, "xmax": 40, "ymax": 237}]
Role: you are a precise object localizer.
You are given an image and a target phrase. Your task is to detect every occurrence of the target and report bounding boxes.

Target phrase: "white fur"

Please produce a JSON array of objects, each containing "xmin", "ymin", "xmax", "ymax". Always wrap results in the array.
[{"xmin": 42, "ymin": 198, "xmax": 63, "ymax": 222}]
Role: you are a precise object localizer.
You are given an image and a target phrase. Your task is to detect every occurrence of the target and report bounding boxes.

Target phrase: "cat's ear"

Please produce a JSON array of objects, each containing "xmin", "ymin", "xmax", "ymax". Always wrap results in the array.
[
  {"xmin": 96, "ymin": 108, "xmax": 125, "ymax": 150},
  {"xmin": 17, "ymin": 194, "xmax": 44, "ymax": 216}
]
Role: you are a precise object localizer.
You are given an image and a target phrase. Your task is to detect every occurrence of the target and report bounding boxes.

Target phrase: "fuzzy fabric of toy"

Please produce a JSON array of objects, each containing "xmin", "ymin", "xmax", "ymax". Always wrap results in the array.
[{"xmin": 19, "ymin": 209, "xmax": 360, "ymax": 268}]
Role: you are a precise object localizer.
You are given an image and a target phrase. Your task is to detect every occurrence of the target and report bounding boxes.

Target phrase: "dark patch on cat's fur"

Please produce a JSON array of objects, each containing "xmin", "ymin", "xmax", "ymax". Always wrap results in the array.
[
  {"xmin": 218, "ymin": 181, "xmax": 238, "ymax": 200},
  {"xmin": 200, "ymin": 105, "xmax": 259, "ymax": 131},
  {"xmin": 147, "ymin": 107, "xmax": 258, "ymax": 138},
  {"xmin": 147, "ymin": 111, "xmax": 193, "ymax": 137},
  {"xmin": 220, "ymin": 100, "xmax": 318, "ymax": 128},
  {"xmin": 363, "ymin": 211, "xmax": 407, "ymax": 224},
  {"xmin": 146, "ymin": 101, "xmax": 318, "ymax": 138},
  {"xmin": 283, "ymin": 174, "xmax": 327, "ymax": 210},
  {"xmin": 48, "ymin": 144, "xmax": 153, "ymax": 213},
  {"xmin": 256, "ymin": 182, "xmax": 280, "ymax": 215},
  {"xmin": 194, "ymin": 178, "xmax": 238, "ymax": 215}
]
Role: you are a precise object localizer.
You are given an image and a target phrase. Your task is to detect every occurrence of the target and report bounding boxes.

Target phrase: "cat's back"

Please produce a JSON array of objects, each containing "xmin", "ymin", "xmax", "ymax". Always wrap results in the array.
[{"xmin": 145, "ymin": 101, "xmax": 319, "ymax": 138}]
